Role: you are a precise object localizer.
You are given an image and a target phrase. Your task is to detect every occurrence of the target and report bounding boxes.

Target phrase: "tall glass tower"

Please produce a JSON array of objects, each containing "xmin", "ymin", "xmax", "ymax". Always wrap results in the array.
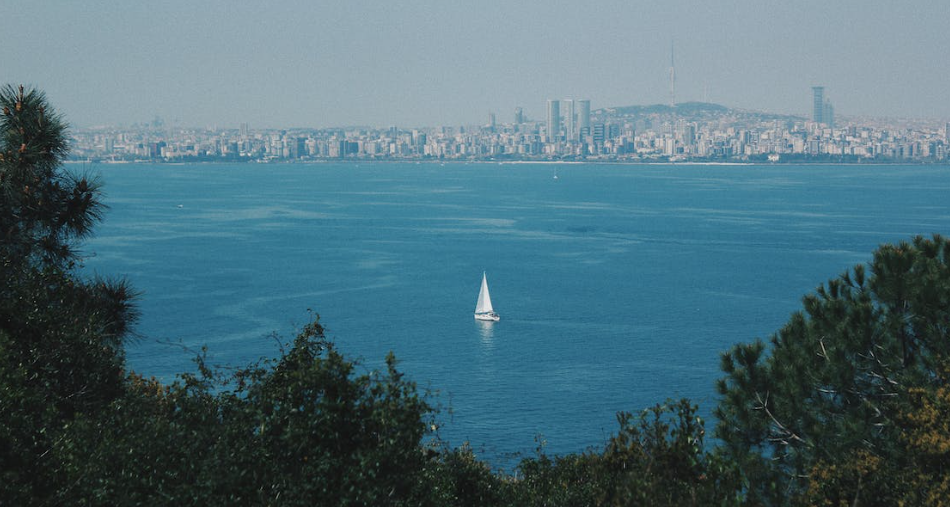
[
  {"xmin": 547, "ymin": 99, "xmax": 560, "ymax": 140},
  {"xmin": 822, "ymin": 100, "xmax": 835, "ymax": 129},
  {"xmin": 812, "ymin": 86, "xmax": 825, "ymax": 124},
  {"xmin": 578, "ymin": 100, "xmax": 591, "ymax": 138},
  {"xmin": 563, "ymin": 99, "xmax": 575, "ymax": 141}
]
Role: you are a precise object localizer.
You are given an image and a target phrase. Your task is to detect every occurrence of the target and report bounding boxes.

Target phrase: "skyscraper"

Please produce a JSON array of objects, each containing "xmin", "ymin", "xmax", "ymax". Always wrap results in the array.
[
  {"xmin": 812, "ymin": 86, "xmax": 825, "ymax": 124},
  {"xmin": 578, "ymin": 100, "xmax": 591, "ymax": 138},
  {"xmin": 514, "ymin": 107, "xmax": 524, "ymax": 124},
  {"xmin": 822, "ymin": 100, "xmax": 835, "ymax": 129},
  {"xmin": 547, "ymin": 99, "xmax": 560, "ymax": 140},
  {"xmin": 564, "ymin": 99, "xmax": 575, "ymax": 141},
  {"xmin": 577, "ymin": 100, "xmax": 590, "ymax": 136}
]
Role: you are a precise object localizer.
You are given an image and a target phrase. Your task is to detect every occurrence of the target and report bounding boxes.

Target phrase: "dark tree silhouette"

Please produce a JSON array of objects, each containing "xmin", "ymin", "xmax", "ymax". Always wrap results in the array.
[
  {"xmin": 715, "ymin": 234, "xmax": 950, "ymax": 505},
  {"xmin": 0, "ymin": 85, "xmax": 137, "ymax": 504}
]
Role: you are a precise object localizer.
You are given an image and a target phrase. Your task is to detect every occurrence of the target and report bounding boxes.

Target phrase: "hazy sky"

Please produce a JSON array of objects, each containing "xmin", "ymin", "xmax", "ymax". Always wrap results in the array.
[{"xmin": 3, "ymin": 0, "xmax": 949, "ymax": 128}]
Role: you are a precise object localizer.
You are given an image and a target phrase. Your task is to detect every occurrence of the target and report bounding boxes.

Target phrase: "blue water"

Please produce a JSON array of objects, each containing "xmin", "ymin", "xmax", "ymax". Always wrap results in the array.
[{"xmin": 82, "ymin": 162, "xmax": 950, "ymax": 468}]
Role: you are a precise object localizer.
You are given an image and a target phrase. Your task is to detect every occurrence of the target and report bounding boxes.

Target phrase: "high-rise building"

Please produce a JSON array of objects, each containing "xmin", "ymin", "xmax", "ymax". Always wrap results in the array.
[
  {"xmin": 547, "ymin": 99, "xmax": 560, "ymax": 139},
  {"xmin": 514, "ymin": 107, "xmax": 524, "ymax": 124},
  {"xmin": 578, "ymin": 100, "xmax": 591, "ymax": 138},
  {"xmin": 607, "ymin": 123, "xmax": 620, "ymax": 140},
  {"xmin": 592, "ymin": 123, "xmax": 605, "ymax": 144},
  {"xmin": 812, "ymin": 86, "xmax": 825, "ymax": 124},
  {"xmin": 945, "ymin": 122, "xmax": 949, "ymax": 143},
  {"xmin": 822, "ymin": 100, "xmax": 835, "ymax": 129},
  {"xmin": 411, "ymin": 130, "xmax": 425, "ymax": 147},
  {"xmin": 564, "ymin": 99, "xmax": 575, "ymax": 141},
  {"xmin": 683, "ymin": 124, "xmax": 696, "ymax": 145},
  {"xmin": 288, "ymin": 137, "xmax": 306, "ymax": 159},
  {"xmin": 488, "ymin": 112, "xmax": 496, "ymax": 130}
]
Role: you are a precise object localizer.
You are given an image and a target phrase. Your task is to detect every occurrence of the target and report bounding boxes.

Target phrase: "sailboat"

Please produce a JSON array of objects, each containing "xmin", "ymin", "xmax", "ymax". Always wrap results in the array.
[{"xmin": 474, "ymin": 272, "xmax": 500, "ymax": 321}]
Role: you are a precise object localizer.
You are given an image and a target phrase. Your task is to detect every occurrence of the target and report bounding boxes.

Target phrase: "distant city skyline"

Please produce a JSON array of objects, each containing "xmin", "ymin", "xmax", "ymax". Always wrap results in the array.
[
  {"xmin": 3, "ymin": 0, "xmax": 949, "ymax": 128},
  {"xmin": 70, "ymin": 98, "xmax": 950, "ymax": 165}
]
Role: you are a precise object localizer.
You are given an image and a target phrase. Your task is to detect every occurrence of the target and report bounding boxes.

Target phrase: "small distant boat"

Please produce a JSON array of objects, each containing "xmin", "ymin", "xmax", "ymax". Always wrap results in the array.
[
  {"xmin": 474, "ymin": 272, "xmax": 500, "ymax": 321},
  {"xmin": 553, "ymin": 168, "xmax": 559, "ymax": 180}
]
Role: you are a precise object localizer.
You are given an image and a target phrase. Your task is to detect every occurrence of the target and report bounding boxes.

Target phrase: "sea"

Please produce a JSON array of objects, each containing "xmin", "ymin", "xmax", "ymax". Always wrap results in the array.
[{"xmin": 81, "ymin": 161, "xmax": 950, "ymax": 469}]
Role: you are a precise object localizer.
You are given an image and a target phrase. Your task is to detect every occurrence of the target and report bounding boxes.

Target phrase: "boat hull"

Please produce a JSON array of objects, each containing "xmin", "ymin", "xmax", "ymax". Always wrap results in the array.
[{"xmin": 474, "ymin": 312, "xmax": 500, "ymax": 322}]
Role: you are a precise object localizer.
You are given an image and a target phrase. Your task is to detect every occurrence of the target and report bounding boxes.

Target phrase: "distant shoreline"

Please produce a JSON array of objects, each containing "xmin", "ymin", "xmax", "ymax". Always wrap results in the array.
[{"xmin": 66, "ymin": 158, "xmax": 949, "ymax": 168}]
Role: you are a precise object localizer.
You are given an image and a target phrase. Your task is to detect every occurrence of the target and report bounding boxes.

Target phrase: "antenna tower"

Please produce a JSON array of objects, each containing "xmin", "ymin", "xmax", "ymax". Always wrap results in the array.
[{"xmin": 669, "ymin": 41, "xmax": 676, "ymax": 109}]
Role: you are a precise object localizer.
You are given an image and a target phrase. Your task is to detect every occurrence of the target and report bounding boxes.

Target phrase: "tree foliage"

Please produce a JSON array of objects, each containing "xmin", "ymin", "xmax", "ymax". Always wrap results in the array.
[
  {"xmin": 899, "ymin": 366, "xmax": 950, "ymax": 507},
  {"xmin": 0, "ymin": 84, "xmax": 99, "ymax": 265},
  {"xmin": 715, "ymin": 234, "xmax": 950, "ymax": 505},
  {"xmin": 510, "ymin": 399, "xmax": 742, "ymax": 507},
  {"xmin": 0, "ymin": 84, "xmax": 137, "ymax": 505},
  {"xmin": 46, "ymin": 317, "xmax": 435, "ymax": 506}
]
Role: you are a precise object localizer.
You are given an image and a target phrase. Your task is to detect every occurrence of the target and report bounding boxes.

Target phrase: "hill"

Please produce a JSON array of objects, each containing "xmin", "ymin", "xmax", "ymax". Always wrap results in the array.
[{"xmin": 595, "ymin": 101, "xmax": 805, "ymax": 125}]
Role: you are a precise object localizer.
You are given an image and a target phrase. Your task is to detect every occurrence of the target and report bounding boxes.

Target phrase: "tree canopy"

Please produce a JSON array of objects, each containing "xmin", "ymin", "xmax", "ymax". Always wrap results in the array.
[
  {"xmin": 716, "ymin": 234, "xmax": 950, "ymax": 505},
  {"xmin": 0, "ymin": 84, "xmax": 137, "ymax": 504}
]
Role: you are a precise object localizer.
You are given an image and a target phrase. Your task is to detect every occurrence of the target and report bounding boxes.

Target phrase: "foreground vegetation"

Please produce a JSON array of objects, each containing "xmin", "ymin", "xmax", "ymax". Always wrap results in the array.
[{"xmin": 2, "ymin": 86, "xmax": 949, "ymax": 505}]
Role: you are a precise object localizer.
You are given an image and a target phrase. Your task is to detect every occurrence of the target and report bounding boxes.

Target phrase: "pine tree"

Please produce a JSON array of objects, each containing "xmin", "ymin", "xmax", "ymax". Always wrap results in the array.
[
  {"xmin": 714, "ymin": 235, "xmax": 950, "ymax": 505},
  {"xmin": 0, "ymin": 85, "xmax": 137, "ymax": 504}
]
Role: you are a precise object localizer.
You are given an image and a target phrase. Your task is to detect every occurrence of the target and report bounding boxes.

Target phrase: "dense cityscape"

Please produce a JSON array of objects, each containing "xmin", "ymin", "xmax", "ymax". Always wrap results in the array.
[{"xmin": 70, "ymin": 88, "xmax": 950, "ymax": 164}]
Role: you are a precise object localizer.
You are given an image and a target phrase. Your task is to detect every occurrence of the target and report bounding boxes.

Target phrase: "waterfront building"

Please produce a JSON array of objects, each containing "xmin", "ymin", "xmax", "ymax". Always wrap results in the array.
[
  {"xmin": 812, "ymin": 86, "xmax": 825, "ymax": 125},
  {"xmin": 578, "ymin": 100, "xmax": 591, "ymax": 138},
  {"xmin": 547, "ymin": 99, "xmax": 560, "ymax": 140},
  {"xmin": 593, "ymin": 123, "xmax": 605, "ymax": 145},
  {"xmin": 683, "ymin": 124, "xmax": 696, "ymax": 145},
  {"xmin": 822, "ymin": 100, "xmax": 835, "ymax": 129},
  {"xmin": 564, "ymin": 99, "xmax": 575, "ymax": 142}
]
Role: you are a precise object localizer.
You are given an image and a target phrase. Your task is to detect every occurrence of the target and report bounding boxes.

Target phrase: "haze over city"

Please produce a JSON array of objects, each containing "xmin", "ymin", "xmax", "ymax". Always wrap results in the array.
[{"xmin": 3, "ymin": 0, "xmax": 949, "ymax": 128}]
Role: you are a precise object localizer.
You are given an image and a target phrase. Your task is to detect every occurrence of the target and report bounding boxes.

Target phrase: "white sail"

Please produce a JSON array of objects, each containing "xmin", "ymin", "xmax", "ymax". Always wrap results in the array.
[{"xmin": 475, "ymin": 272, "xmax": 494, "ymax": 314}]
